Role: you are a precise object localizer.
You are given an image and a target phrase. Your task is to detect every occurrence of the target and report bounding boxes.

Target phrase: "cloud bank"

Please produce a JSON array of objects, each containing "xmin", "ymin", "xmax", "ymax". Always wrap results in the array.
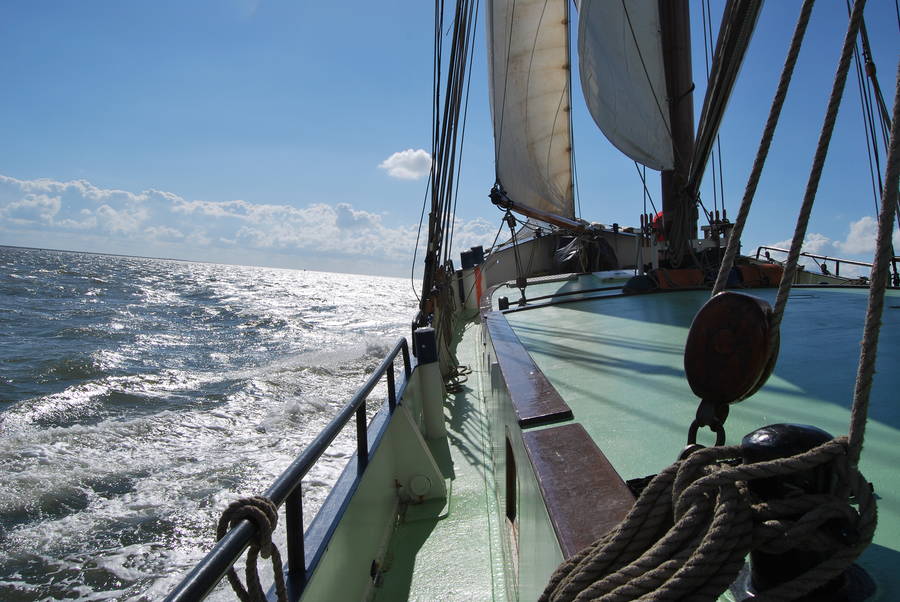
[
  {"xmin": 378, "ymin": 149, "xmax": 432, "ymax": 180},
  {"xmin": 0, "ymin": 173, "xmax": 489, "ymax": 275}
]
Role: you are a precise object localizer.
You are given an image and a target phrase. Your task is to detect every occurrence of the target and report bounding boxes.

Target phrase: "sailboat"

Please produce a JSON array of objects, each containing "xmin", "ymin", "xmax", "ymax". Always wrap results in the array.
[{"xmin": 169, "ymin": 0, "xmax": 899, "ymax": 600}]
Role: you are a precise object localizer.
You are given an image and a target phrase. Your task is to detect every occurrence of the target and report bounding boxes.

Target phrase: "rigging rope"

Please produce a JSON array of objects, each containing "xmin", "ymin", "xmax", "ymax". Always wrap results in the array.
[
  {"xmin": 445, "ymin": 0, "xmax": 481, "ymax": 267},
  {"xmin": 848, "ymin": 59, "xmax": 900, "ymax": 466},
  {"xmin": 701, "ymin": 0, "xmax": 720, "ymax": 220},
  {"xmin": 711, "ymin": 0, "xmax": 815, "ymax": 295},
  {"xmin": 769, "ymin": 0, "xmax": 868, "ymax": 339}
]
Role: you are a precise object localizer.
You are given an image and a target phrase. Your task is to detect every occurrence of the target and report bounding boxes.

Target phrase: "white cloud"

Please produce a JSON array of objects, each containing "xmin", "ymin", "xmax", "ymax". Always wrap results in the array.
[
  {"xmin": 448, "ymin": 216, "xmax": 497, "ymax": 255},
  {"xmin": 767, "ymin": 233, "xmax": 833, "ymax": 255},
  {"xmin": 0, "ymin": 194, "xmax": 61, "ymax": 223},
  {"xmin": 144, "ymin": 225, "xmax": 185, "ymax": 242},
  {"xmin": 95, "ymin": 204, "xmax": 148, "ymax": 234},
  {"xmin": 835, "ymin": 216, "xmax": 877, "ymax": 255},
  {"xmin": 335, "ymin": 202, "xmax": 381, "ymax": 229},
  {"xmin": 378, "ymin": 148, "xmax": 432, "ymax": 180},
  {"xmin": 800, "ymin": 232, "xmax": 832, "ymax": 254},
  {"xmin": 0, "ymin": 172, "xmax": 495, "ymax": 274},
  {"xmin": 0, "ymin": 173, "xmax": 176, "ymax": 207}
]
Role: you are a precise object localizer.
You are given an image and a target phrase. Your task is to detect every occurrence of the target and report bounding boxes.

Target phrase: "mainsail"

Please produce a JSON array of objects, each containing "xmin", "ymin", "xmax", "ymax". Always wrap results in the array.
[
  {"xmin": 487, "ymin": 0, "xmax": 574, "ymax": 219},
  {"xmin": 577, "ymin": 0, "xmax": 674, "ymax": 171}
]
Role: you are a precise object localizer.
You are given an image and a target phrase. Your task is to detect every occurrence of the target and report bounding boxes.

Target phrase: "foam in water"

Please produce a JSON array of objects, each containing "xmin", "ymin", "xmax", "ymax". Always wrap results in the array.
[{"xmin": 0, "ymin": 246, "xmax": 417, "ymax": 599}]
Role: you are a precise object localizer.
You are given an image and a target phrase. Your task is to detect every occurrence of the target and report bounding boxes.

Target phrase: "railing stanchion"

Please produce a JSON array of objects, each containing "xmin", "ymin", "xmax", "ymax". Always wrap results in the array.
[
  {"xmin": 402, "ymin": 341, "xmax": 411, "ymax": 379},
  {"xmin": 285, "ymin": 486, "xmax": 306, "ymax": 595},
  {"xmin": 356, "ymin": 404, "xmax": 368, "ymax": 473},
  {"xmin": 387, "ymin": 363, "xmax": 396, "ymax": 412}
]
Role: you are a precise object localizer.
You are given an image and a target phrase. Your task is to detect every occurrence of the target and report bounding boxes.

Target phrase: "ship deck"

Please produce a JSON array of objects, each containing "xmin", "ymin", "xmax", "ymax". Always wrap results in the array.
[
  {"xmin": 375, "ymin": 321, "xmax": 509, "ymax": 601},
  {"xmin": 371, "ymin": 275, "xmax": 899, "ymax": 600},
  {"xmin": 498, "ymin": 276, "xmax": 900, "ymax": 598}
]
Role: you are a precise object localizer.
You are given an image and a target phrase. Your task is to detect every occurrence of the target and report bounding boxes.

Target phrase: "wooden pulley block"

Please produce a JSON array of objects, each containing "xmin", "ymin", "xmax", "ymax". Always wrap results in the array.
[{"xmin": 684, "ymin": 292, "xmax": 779, "ymax": 405}]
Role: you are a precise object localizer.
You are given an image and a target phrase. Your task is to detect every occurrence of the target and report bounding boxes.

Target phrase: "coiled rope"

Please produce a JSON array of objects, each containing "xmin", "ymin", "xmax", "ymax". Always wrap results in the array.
[
  {"xmin": 217, "ymin": 496, "xmax": 287, "ymax": 602},
  {"xmin": 543, "ymin": 2, "xmax": 900, "ymax": 600},
  {"xmin": 541, "ymin": 440, "xmax": 876, "ymax": 602}
]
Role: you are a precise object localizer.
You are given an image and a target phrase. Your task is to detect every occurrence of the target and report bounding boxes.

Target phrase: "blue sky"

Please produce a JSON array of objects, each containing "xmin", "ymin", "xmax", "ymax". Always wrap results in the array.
[{"xmin": 0, "ymin": 1, "xmax": 897, "ymax": 276}]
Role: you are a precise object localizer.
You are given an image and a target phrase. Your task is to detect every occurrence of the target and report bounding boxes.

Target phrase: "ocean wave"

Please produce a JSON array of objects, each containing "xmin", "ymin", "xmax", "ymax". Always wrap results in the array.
[
  {"xmin": 39, "ymin": 354, "xmax": 106, "ymax": 381},
  {"xmin": 0, "ymin": 247, "xmax": 416, "ymax": 599}
]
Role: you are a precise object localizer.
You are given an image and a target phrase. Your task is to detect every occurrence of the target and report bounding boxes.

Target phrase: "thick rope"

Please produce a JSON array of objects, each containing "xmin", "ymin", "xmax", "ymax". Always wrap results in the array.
[
  {"xmin": 541, "ymin": 440, "xmax": 876, "ymax": 602},
  {"xmin": 216, "ymin": 496, "xmax": 288, "ymax": 602},
  {"xmin": 543, "ymin": 6, "xmax": 890, "ymax": 601},
  {"xmin": 847, "ymin": 60, "xmax": 900, "ymax": 466},
  {"xmin": 769, "ymin": 0, "xmax": 867, "ymax": 338},
  {"xmin": 711, "ymin": 0, "xmax": 816, "ymax": 295}
]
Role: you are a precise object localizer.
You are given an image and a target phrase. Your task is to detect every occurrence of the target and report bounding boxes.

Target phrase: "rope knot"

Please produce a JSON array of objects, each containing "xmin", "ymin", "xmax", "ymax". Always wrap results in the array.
[
  {"xmin": 219, "ymin": 496, "xmax": 279, "ymax": 558},
  {"xmin": 217, "ymin": 495, "xmax": 287, "ymax": 602}
]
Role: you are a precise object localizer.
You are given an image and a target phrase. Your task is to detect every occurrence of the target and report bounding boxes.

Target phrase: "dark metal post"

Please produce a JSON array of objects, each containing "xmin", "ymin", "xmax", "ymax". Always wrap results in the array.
[
  {"xmin": 401, "ymin": 340, "xmax": 411, "ymax": 378},
  {"xmin": 387, "ymin": 364, "xmax": 396, "ymax": 412},
  {"xmin": 413, "ymin": 327, "xmax": 438, "ymax": 364},
  {"xmin": 356, "ymin": 404, "xmax": 368, "ymax": 474},
  {"xmin": 470, "ymin": 245, "xmax": 484, "ymax": 265},
  {"xmin": 285, "ymin": 487, "xmax": 306, "ymax": 595},
  {"xmin": 460, "ymin": 249, "xmax": 475, "ymax": 269},
  {"xmin": 741, "ymin": 423, "xmax": 847, "ymax": 600}
]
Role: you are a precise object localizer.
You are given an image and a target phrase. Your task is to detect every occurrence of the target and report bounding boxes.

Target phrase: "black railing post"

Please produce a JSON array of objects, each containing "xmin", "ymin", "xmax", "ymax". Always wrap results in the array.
[
  {"xmin": 387, "ymin": 363, "xmax": 396, "ymax": 412},
  {"xmin": 356, "ymin": 404, "xmax": 368, "ymax": 474},
  {"xmin": 285, "ymin": 487, "xmax": 306, "ymax": 595},
  {"xmin": 401, "ymin": 340, "xmax": 411, "ymax": 378}
]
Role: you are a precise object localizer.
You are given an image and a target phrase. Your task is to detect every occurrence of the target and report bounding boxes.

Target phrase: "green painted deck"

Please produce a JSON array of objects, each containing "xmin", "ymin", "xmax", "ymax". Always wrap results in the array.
[
  {"xmin": 375, "ymin": 322, "xmax": 507, "ymax": 601},
  {"xmin": 503, "ymin": 280, "xmax": 900, "ymax": 598}
]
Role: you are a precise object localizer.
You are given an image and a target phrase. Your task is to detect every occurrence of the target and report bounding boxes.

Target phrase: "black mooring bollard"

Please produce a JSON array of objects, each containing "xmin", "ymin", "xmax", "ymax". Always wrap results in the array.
[{"xmin": 740, "ymin": 423, "xmax": 848, "ymax": 601}]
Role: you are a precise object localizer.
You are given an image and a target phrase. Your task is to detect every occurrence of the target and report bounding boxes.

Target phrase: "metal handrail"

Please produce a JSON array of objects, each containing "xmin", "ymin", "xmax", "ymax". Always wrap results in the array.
[
  {"xmin": 754, "ymin": 245, "xmax": 900, "ymax": 278},
  {"xmin": 167, "ymin": 338, "xmax": 412, "ymax": 601}
]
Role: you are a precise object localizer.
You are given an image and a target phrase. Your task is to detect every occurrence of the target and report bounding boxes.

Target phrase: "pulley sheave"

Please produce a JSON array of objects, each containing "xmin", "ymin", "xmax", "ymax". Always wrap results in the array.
[{"xmin": 684, "ymin": 291, "xmax": 779, "ymax": 406}]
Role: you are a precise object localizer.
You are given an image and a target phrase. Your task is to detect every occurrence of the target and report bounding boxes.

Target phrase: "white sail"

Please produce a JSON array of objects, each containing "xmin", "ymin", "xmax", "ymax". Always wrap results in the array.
[
  {"xmin": 487, "ymin": 0, "xmax": 574, "ymax": 218},
  {"xmin": 577, "ymin": 0, "xmax": 674, "ymax": 171}
]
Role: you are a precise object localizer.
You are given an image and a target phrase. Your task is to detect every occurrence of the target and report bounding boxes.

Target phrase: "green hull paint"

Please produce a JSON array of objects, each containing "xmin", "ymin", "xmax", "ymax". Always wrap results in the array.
[
  {"xmin": 504, "ymin": 283, "xmax": 900, "ymax": 600},
  {"xmin": 300, "ymin": 401, "xmax": 447, "ymax": 601},
  {"xmin": 298, "ymin": 275, "xmax": 898, "ymax": 601}
]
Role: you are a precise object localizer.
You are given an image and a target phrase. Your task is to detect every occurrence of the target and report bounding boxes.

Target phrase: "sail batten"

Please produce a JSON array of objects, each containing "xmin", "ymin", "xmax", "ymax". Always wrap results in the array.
[
  {"xmin": 488, "ymin": 0, "xmax": 574, "ymax": 219},
  {"xmin": 577, "ymin": 0, "xmax": 674, "ymax": 171}
]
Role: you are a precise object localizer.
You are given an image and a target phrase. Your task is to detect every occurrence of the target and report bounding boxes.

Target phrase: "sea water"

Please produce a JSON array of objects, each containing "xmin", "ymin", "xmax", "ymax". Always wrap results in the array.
[{"xmin": 0, "ymin": 246, "xmax": 417, "ymax": 600}]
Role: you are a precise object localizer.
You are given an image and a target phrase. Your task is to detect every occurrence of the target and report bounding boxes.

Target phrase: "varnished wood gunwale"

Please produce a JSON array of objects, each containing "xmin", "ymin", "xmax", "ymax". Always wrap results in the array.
[
  {"xmin": 522, "ymin": 424, "xmax": 635, "ymax": 558},
  {"xmin": 484, "ymin": 310, "xmax": 573, "ymax": 427}
]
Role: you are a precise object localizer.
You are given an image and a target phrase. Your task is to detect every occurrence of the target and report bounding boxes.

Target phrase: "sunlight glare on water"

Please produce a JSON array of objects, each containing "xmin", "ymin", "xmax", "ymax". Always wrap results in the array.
[{"xmin": 0, "ymin": 246, "xmax": 417, "ymax": 600}]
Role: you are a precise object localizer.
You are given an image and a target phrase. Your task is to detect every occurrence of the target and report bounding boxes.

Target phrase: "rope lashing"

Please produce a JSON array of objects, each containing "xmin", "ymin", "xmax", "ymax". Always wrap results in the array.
[
  {"xmin": 216, "ymin": 496, "xmax": 287, "ymax": 602},
  {"xmin": 541, "ymin": 439, "xmax": 876, "ymax": 602}
]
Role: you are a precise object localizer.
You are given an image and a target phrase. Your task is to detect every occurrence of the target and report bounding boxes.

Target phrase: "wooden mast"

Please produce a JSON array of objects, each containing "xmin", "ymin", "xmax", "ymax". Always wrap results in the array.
[{"xmin": 659, "ymin": 0, "xmax": 697, "ymax": 267}]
